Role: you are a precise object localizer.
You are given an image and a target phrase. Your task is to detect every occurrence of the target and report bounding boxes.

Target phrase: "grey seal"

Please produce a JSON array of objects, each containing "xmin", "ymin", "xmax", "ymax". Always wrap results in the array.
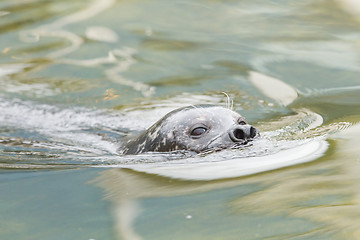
[{"xmin": 119, "ymin": 105, "xmax": 259, "ymax": 155}]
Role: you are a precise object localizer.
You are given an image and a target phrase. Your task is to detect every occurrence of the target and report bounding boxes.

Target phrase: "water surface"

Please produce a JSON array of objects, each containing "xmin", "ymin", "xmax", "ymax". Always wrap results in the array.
[{"xmin": 1, "ymin": 0, "xmax": 360, "ymax": 239}]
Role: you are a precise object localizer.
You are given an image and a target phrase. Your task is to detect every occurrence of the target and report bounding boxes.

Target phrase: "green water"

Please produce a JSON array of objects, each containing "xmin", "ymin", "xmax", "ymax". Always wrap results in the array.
[{"xmin": 1, "ymin": 0, "xmax": 360, "ymax": 239}]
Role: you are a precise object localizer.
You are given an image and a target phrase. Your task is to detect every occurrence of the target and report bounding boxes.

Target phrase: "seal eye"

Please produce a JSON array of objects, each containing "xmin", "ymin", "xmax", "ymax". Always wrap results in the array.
[
  {"xmin": 238, "ymin": 120, "xmax": 247, "ymax": 125},
  {"xmin": 190, "ymin": 127, "xmax": 207, "ymax": 137}
]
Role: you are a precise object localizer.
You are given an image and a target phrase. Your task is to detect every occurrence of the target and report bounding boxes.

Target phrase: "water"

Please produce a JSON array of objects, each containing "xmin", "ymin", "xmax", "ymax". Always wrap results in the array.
[{"xmin": 1, "ymin": 0, "xmax": 360, "ymax": 239}]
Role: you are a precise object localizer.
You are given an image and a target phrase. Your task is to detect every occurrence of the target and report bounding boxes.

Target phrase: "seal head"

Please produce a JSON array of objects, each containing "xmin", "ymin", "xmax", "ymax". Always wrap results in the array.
[{"xmin": 119, "ymin": 105, "xmax": 259, "ymax": 155}]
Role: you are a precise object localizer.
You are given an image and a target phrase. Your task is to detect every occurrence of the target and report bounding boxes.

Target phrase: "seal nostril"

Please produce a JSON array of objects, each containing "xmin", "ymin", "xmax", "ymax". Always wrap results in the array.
[
  {"xmin": 233, "ymin": 128, "xmax": 245, "ymax": 140},
  {"xmin": 250, "ymin": 126, "xmax": 257, "ymax": 138}
]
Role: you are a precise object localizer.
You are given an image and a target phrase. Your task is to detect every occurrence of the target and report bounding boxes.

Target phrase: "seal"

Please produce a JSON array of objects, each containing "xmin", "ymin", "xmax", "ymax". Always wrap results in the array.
[{"xmin": 119, "ymin": 105, "xmax": 259, "ymax": 155}]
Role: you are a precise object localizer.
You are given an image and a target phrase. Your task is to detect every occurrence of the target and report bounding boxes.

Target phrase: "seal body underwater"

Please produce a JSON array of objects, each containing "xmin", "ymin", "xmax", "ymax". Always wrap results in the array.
[{"xmin": 118, "ymin": 105, "xmax": 259, "ymax": 155}]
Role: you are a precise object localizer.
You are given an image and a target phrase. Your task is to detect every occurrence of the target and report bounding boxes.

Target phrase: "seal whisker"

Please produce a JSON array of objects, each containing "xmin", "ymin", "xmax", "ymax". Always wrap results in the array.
[
  {"xmin": 189, "ymin": 105, "xmax": 199, "ymax": 110},
  {"xmin": 221, "ymin": 92, "xmax": 235, "ymax": 110},
  {"xmin": 198, "ymin": 148, "xmax": 217, "ymax": 156},
  {"xmin": 221, "ymin": 92, "xmax": 230, "ymax": 109},
  {"xmin": 206, "ymin": 135, "xmax": 223, "ymax": 149}
]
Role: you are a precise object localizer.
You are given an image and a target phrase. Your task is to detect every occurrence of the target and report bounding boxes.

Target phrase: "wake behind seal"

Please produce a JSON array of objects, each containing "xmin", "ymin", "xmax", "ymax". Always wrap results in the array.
[{"xmin": 118, "ymin": 105, "xmax": 259, "ymax": 155}]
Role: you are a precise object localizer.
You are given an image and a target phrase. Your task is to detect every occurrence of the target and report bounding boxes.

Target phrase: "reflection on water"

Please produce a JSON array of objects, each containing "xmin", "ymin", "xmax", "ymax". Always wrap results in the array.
[{"xmin": 1, "ymin": 0, "xmax": 360, "ymax": 239}]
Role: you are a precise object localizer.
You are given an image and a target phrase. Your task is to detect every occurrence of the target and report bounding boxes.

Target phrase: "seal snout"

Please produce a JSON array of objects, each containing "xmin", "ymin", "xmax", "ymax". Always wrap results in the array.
[{"xmin": 229, "ymin": 125, "xmax": 258, "ymax": 142}]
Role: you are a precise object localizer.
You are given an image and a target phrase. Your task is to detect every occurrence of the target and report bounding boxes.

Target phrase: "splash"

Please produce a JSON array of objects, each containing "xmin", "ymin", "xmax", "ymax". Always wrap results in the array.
[{"xmin": 0, "ymin": 95, "xmax": 338, "ymax": 180}]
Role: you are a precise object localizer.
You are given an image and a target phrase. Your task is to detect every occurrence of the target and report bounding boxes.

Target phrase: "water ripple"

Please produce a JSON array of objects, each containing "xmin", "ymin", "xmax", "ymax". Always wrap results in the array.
[{"xmin": 0, "ymin": 95, "xmax": 340, "ymax": 180}]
